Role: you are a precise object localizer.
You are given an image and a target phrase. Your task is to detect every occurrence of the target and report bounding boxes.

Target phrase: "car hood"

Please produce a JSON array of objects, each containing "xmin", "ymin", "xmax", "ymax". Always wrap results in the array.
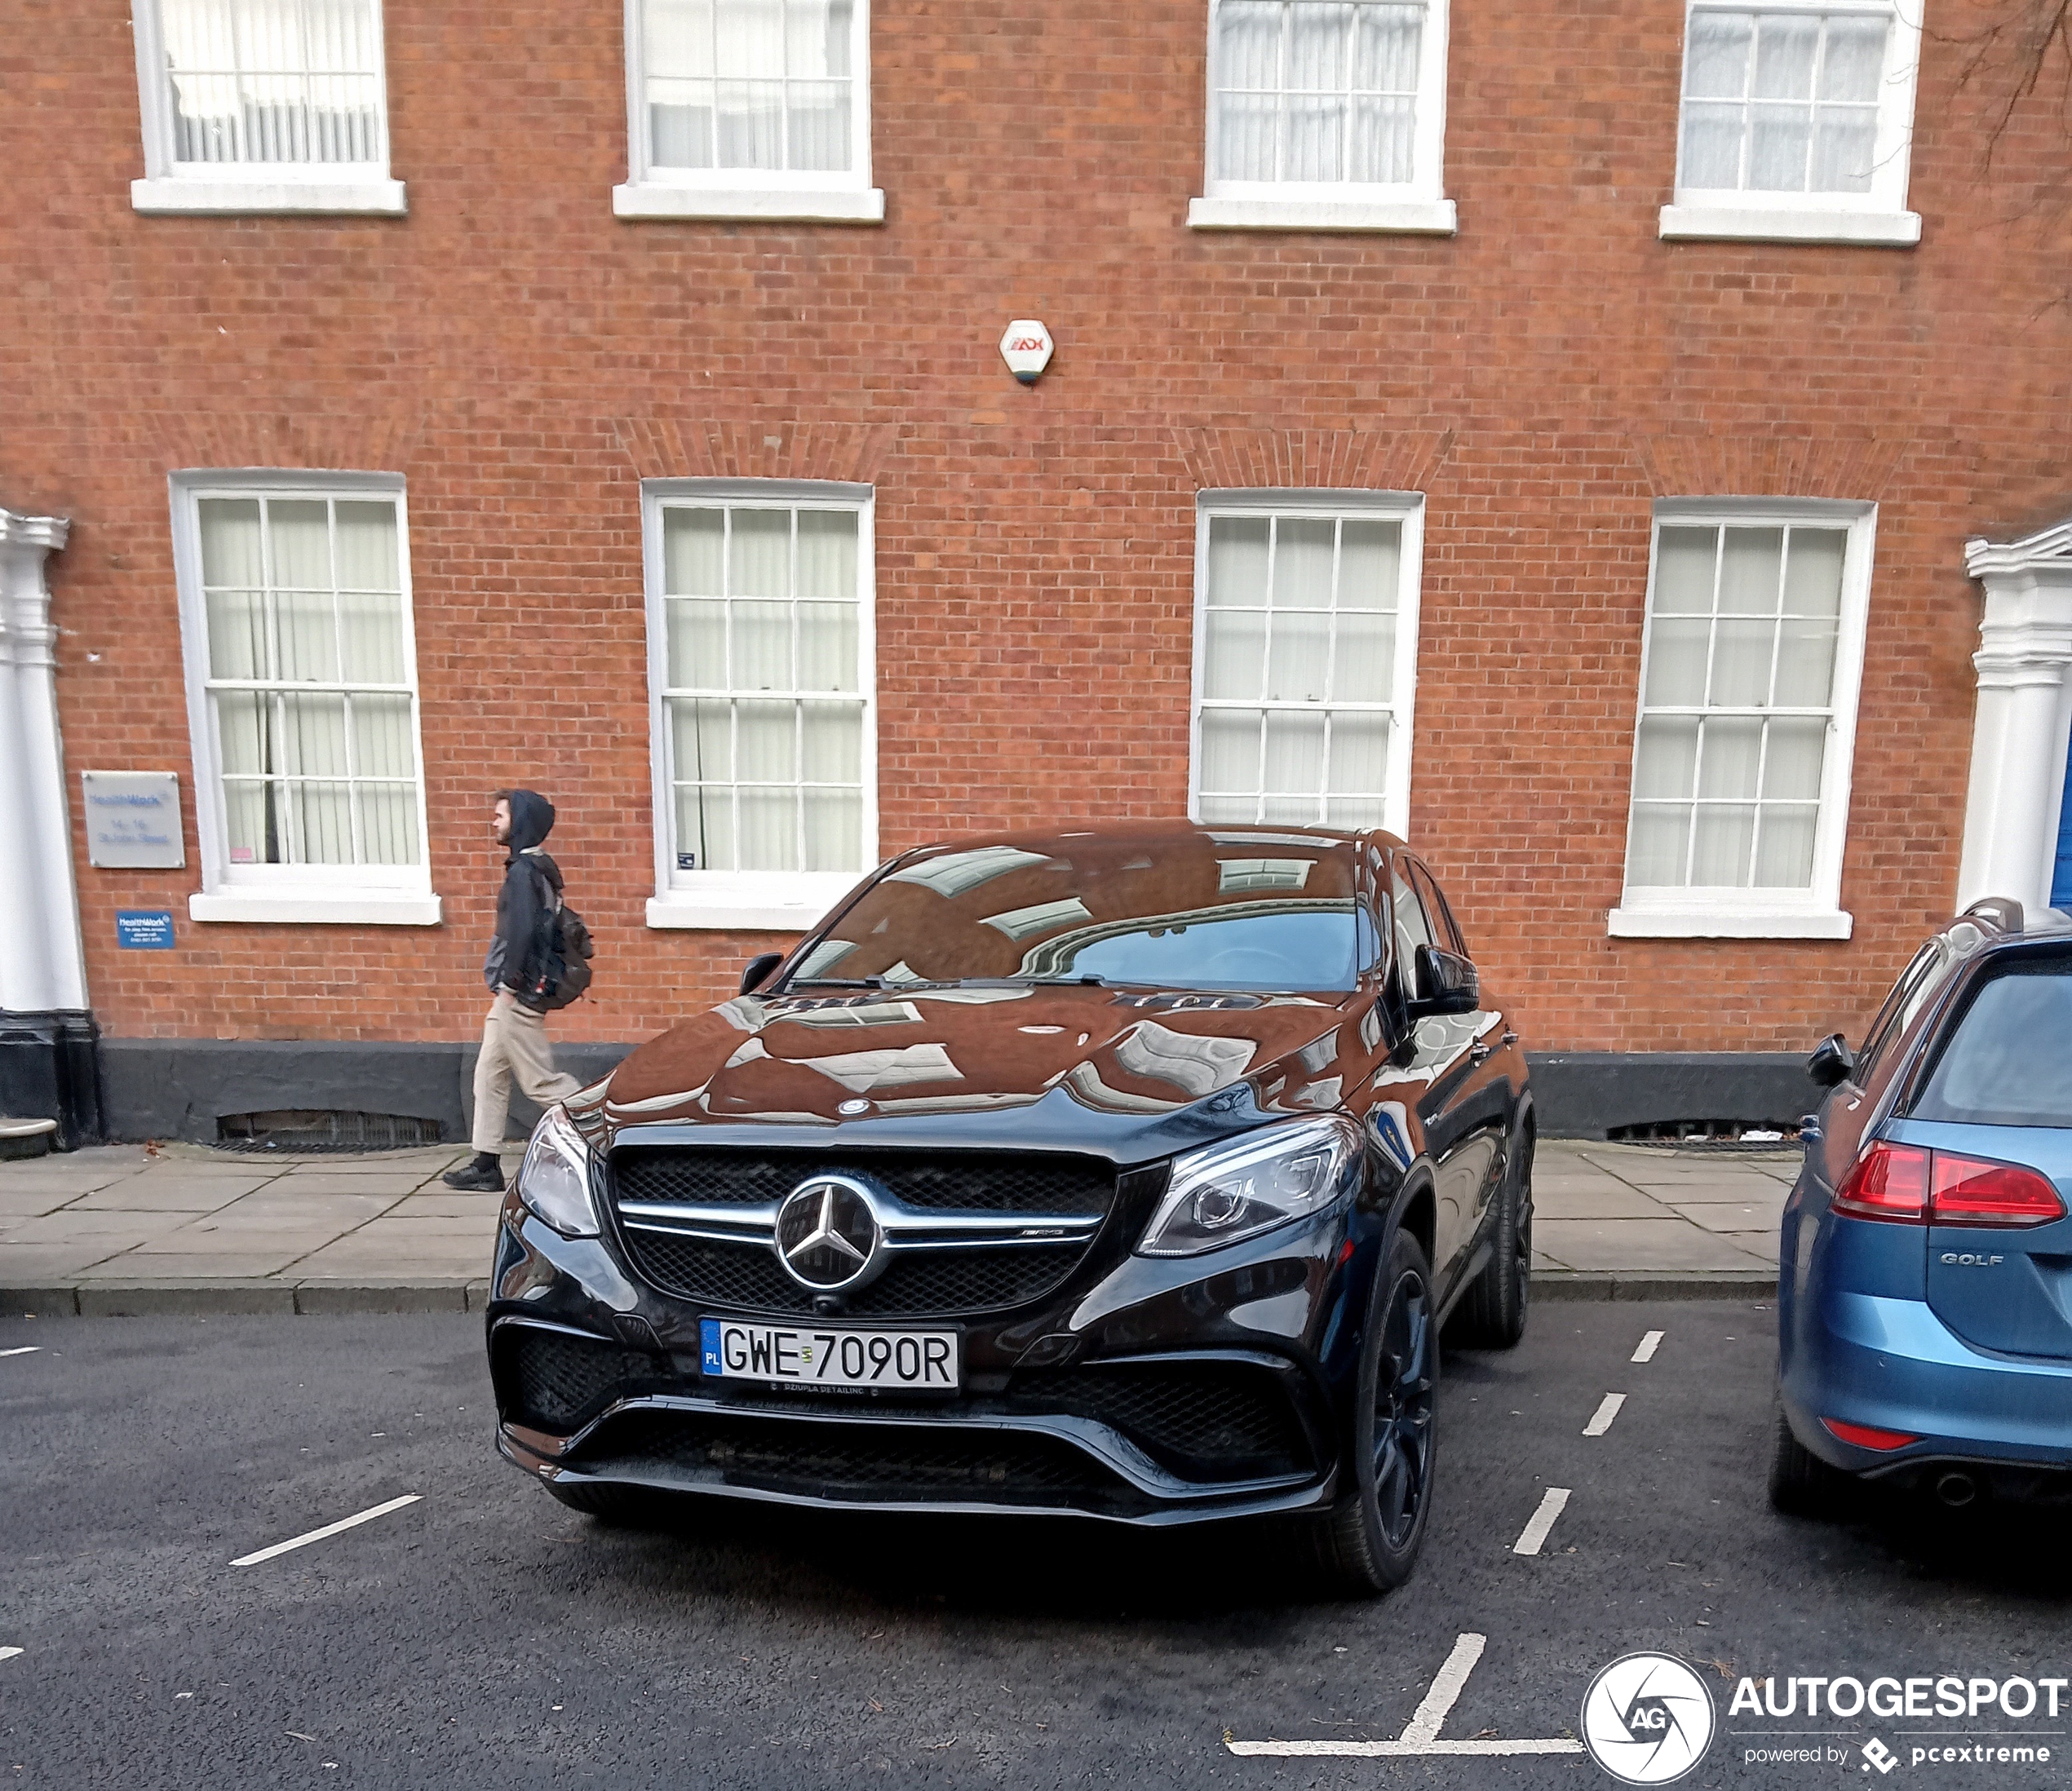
[{"xmin": 587, "ymin": 983, "xmax": 1378, "ymax": 1166}]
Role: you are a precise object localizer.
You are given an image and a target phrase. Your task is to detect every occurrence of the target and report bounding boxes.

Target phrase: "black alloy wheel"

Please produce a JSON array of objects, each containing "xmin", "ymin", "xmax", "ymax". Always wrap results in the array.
[
  {"xmin": 1311, "ymin": 1228, "xmax": 1439, "ymax": 1594},
  {"xmin": 1449, "ymin": 1124, "xmax": 1533, "ymax": 1350}
]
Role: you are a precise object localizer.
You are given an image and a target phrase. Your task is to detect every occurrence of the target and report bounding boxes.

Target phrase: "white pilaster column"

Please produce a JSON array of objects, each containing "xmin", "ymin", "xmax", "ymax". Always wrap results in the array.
[
  {"xmin": 1959, "ymin": 523, "xmax": 2072, "ymax": 916},
  {"xmin": 0, "ymin": 510, "xmax": 88, "ymax": 1015}
]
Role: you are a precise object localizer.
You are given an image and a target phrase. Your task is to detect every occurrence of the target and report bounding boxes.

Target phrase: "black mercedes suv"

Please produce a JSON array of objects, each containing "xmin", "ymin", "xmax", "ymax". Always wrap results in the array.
[{"xmin": 485, "ymin": 823, "xmax": 1534, "ymax": 1592}]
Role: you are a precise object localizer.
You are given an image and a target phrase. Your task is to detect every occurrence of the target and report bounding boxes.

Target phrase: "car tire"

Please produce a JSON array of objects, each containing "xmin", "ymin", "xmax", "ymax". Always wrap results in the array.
[
  {"xmin": 1447, "ymin": 1125, "xmax": 1533, "ymax": 1351},
  {"xmin": 1768, "ymin": 1401, "xmax": 1849, "ymax": 1516},
  {"xmin": 1310, "ymin": 1228, "xmax": 1440, "ymax": 1597}
]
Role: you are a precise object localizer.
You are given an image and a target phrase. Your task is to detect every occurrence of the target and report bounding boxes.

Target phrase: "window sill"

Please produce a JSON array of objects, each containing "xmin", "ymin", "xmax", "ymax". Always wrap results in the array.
[
  {"xmin": 613, "ymin": 184, "xmax": 886, "ymax": 223},
  {"xmin": 646, "ymin": 896, "xmax": 841, "ymax": 931},
  {"xmin": 1657, "ymin": 202, "xmax": 1920, "ymax": 247},
  {"xmin": 188, "ymin": 891, "xmax": 441, "ymax": 926},
  {"xmin": 1607, "ymin": 904, "xmax": 1853, "ymax": 940},
  {"xmin": 1186, "ymin": 195, "xmax": 1457, "ymax": 235},
  {"xmin": 132, "ymin": 176, "xmax": 408, "ymax": 216}
]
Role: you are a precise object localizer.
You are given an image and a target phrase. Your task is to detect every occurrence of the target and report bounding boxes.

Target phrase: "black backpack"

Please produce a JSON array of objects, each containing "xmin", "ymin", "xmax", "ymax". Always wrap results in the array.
[{"xmin": 523, "ymin": 866, "xmax": 595, "ymax": 1011}]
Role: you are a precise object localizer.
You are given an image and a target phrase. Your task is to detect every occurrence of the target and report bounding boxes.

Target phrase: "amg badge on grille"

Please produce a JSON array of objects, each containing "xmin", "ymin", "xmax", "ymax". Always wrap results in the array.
[{"xmin": 773, "ymin": 1174, "xmax": 886, "ymax": 1292}]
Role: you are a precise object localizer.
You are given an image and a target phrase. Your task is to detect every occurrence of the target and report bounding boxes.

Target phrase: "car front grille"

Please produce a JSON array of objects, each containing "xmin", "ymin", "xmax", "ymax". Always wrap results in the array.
[
  {"xmin": 1011, "ymin": 1362, "xmax": 1313, "ymax": 1480},
  {"xmin": 607, "ymin": 1147, "xmax": 1124, "ymax": 1320},
  {"xmin": 499, "ymin": 1328, "xmax": 654, "ymax": 1433},
  {"xmin": 610, "ymin": 1148, "xmax": 1114, "ymax": 1214},
  {"xmin": 569, "ymin": 1408, "xmax": 1144, "ymax": 1513}
]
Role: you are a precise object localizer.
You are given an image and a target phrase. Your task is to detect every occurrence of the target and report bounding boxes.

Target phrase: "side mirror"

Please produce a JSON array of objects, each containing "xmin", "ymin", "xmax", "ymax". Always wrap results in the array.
[
  {"xmin": 740, "ymin": 951, "xmax": 783, "ymax": 996},
  {"xmin": 1409, "ymin": 944, "xmax": 1478, "ymax": 1017},
  {"xmin": 1807, "ymin": 1033, "xmax": 1853, "ymax": 1089}
]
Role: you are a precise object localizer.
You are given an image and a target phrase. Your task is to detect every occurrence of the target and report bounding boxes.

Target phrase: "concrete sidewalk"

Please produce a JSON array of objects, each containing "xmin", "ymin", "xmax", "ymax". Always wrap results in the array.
[{"xmin": 0, "ymin": 1139, "xmax": 1793, "ymax": 1316}]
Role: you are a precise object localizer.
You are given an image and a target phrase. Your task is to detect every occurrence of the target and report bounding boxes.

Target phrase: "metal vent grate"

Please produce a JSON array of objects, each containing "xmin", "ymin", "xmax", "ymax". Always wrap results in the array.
[{"xmin": 213, "ymin": 1109, "xmax": 444, "ymax": 1153}]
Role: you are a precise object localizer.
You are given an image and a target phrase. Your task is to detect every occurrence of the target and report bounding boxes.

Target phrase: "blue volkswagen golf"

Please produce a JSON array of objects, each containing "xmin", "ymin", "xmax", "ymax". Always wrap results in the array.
[{"xmin": 1773, "ymin": 899, "xmax": 2072, "ymax": 1514}]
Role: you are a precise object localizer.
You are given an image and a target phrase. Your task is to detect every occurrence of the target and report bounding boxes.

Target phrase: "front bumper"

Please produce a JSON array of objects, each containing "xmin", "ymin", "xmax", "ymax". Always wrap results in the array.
[{"xmin": 485, "ymin": 1192, "xmax": 1365, "ymax": 1527}]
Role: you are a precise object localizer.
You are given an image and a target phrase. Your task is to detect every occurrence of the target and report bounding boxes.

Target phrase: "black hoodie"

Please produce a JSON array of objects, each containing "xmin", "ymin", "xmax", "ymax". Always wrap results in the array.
[{"xmin": 483, "ymin": 789, "xmax": 564, "ymax": 998}]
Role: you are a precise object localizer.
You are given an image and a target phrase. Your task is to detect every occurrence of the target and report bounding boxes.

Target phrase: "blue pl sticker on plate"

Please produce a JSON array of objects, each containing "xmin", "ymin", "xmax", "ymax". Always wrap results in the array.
[
  {"xmin": 700, "ymin": 1318, "xmax": 722, "ymax": 1376},
  {"xmin": 115, "ymin": 909, "xmax": 175, "ymax": 950}
]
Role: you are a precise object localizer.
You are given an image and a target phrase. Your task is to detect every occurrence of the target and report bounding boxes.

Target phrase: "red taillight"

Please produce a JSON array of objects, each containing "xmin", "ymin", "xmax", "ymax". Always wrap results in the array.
[
  {"xmin": 1822, "ymin": 1417, "xmax": 1919, "ymax": 1451},
  {"xmin": 1833, "ymin": 1142, "xmax": 2066, "ymax": 1229},
  {"xmin": 1833, "ymin": 1143, "xmax": 1929, "ymax": 1223},
  {"xmin": 1930, "ymin": 1152, "xmax": 2068, "ymax": 1227}
]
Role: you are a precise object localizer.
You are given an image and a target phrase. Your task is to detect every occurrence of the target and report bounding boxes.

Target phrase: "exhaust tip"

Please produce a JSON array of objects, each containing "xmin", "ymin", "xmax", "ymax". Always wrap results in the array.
[{"xmin": 1934, "ymin": 1470, "xmax": 1979, "ymax": 1509}]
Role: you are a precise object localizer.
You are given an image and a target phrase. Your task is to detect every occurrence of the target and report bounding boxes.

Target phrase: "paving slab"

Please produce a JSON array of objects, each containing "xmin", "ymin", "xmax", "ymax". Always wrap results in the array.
[
  {"xmin": 1533, "ymin": 1217, "xmax": 1775, "ymax": 1273},
  {"xmin": 65, "ymin": 1179, "xmax": 271, "ymax": 1212},
  {"xmin": 246, "ymin": 1172, "xmax": 440, "ymax": 1197},
  {"xmin": 0, "ymin": 1244, "xmax": 136, "ymax": 1280},
  {"xmin": 1664, "ymin": 1193, "xmax": 1787, "ymax": 1233},
  {"xmin": 69, "ymin": 1248, "xmax": 319, "ymax": 1280},
  {"xmin": 0, "ymin": 1211, "xmax": 197, "ymax": 1248},
  {"xmin": 385, "ymin": 1192, "xmax": 509, "ymax": 1220},
  {"xmin": 1530, "ymin": 1184, "xmax": 1671, "ymax": 1221}
]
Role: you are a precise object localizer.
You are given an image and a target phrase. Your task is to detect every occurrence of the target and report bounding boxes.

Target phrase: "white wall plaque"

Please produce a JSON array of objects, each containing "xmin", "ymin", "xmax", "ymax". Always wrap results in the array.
[{"xmin": 82, "ymin": 771, "xmax": 185, "ymax": 869}]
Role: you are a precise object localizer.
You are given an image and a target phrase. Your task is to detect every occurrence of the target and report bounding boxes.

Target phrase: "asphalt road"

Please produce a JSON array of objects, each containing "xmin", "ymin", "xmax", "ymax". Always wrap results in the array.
[{"xmin": 3, "ymin": 1302, "xmax": 2069, "ymax": 1789}]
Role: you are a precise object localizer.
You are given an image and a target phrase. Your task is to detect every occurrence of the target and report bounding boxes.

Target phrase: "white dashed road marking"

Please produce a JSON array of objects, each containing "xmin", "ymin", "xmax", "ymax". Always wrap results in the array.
[
  {"xmin": 1583, "ymin": 1393, "xmax": 1626, "ymax": 1437},
  {"xmin": 0, "ymin": 1347, "xmax": 40, "ymax": 1358},
  {"xmin": 1631, "ymin": 1329, "xmax": 1664, "ymax": 1364},
  {"xmin": 1512, "ymin": 1487, "xmax": 1572, "ymax": 1556},
  {"xmin": 0, "ymin": 1648, "xmax": 22, "ymax": 1663},
  {"xmin": 1226, "ymin": 1632, "xmax": 1587, "ymax": 1758},
  {"xmin": 230, "ymin": 1495, "xmax": 422, "ymax": 1568}
]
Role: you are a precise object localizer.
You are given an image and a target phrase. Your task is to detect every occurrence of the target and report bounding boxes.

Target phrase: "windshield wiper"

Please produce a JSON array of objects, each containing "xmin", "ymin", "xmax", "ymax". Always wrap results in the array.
[{"xmin": 783, "ymin": 976, "xmax": 884, "ymax": 990}]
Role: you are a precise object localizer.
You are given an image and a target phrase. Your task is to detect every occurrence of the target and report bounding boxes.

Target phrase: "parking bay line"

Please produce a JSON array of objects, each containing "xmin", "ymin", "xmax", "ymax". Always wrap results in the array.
[
  {"xmin": 1512, "ymin": 1487, "xmax": 1573, "ymax": 1556},
  {"xmin": 1226, "ymin": 1631, "xmax": 1585, "ymax": 1759},
  {"xmin": 1631, "ymin": 1329, "xmax": 1664, "ymax": 1364},
  {"xmin": 0, "ymin": 1648, "xmax": 20, "ymax": 1664},
  {"xmin": 230, "ymin": 1495, "xmax": 422, "ymax": 1568},
  {"xmin": 0, "ymin": 1347, "xmax": 39, "ymax": 1359},
  {"xmin": 1583, "ymin": 1393, "xmax": 1626, "ymax": 1437}
]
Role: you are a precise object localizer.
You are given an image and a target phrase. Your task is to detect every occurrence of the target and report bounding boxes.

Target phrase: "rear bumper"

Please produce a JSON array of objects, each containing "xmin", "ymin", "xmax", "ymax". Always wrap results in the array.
[{"xmin": 1782, "ymin": 1288, "xmax": 2072, "ymax": 1476}]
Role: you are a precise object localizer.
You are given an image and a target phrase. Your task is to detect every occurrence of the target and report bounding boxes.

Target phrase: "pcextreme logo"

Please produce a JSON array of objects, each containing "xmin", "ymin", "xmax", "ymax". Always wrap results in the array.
[{"xmin": 1582, "ymin": 1652, "xmax": 1718, "ymax": 1784}]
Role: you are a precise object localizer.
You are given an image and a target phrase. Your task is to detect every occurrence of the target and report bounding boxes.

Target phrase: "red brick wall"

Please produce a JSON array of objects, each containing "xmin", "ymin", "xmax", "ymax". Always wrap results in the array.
[{"xmin": 6, "ymin": 0, "xmax": 2070, "ymax": 1056}]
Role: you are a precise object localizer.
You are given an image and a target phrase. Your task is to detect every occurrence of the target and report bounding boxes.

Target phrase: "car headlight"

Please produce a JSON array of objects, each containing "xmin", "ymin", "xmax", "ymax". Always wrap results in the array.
[
  {"xmin": 1136, "ymin": 1113, "xmax": 1361, "ymax": 1258},
  {"xmin": 516, "ymin": 1106, "xmax": 600, "ymax": 1239}
]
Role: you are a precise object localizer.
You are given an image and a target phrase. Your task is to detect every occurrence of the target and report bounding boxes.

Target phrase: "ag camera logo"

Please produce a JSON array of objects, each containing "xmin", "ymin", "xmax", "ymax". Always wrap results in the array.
[{"xmin": 1582, "ymin": 1652, "xmax": 1717, "ymax": 1784}]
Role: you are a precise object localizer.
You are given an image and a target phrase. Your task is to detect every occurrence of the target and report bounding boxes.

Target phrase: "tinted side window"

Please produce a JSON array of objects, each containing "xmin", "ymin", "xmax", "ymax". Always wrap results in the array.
[
  {"xmin": 1410, "ymin": 862, "xmax": 1467, "ymax": 958},
  {"xmin": 1910, "ymin": 957, "xmax": 2072, "ymax": 1130},
  {"xmin": 1852, "ymin": 943, "xmax": 1945, "ymax": 1089},
  {"xmin": 1391, "ymin": 859, "xmax": 1435, "ymax": 997}
]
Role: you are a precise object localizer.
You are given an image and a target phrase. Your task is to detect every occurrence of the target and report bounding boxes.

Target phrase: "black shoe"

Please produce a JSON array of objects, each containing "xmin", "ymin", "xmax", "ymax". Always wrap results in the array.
[{"xmin": 443, "ymin": 1153, "xmax": 506, "ymax": 1192}]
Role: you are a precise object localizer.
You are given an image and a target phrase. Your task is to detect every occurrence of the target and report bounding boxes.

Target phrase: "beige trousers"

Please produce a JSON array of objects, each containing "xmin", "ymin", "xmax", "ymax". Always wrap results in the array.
[{"xmin": 472, "ymin": 989, "xmax": 581, "ymax": 1154}]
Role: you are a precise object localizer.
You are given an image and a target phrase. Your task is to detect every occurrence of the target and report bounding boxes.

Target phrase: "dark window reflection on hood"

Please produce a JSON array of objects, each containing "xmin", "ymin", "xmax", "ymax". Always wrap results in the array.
[{"xmin": 790, "ymin": 837, "xmax": 1379, "ymax": 993}]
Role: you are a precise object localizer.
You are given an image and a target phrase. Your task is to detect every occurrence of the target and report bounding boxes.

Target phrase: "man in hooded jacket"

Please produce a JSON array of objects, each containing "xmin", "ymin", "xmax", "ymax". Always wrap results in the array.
[{"xmin": 443, "ymin": 789, "xmax": 581, "ymax": 1192}]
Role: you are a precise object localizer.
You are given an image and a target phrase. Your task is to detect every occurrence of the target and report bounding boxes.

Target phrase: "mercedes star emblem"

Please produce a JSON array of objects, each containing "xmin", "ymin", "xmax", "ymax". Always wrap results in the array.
[{"xmin": 773, "ymin": 1174, "xmax": 884, "ymax": 1292}]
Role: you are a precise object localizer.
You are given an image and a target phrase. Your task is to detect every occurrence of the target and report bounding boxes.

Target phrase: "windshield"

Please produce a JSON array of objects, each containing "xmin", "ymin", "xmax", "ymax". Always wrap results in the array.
[
  {"xmin": 787, "ymin": 835, "xmax": 1378, "ymax": 993},
  {"xmin": 1910, "ymin": 957, "xmax": 2072, "ymax": 1129}
]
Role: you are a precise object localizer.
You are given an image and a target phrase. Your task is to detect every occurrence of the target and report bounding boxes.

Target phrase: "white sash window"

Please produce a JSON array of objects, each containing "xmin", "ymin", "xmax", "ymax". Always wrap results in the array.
[
  {"xmin": 131, "ymin": 0, "xmax": 405, "ymax": 213},
  {"xmin": 1190, "ymin": 493, "xmax": 1424, "ymax": 836},
  {"xmin": 1189, "ymin": 0, "xmax": 1454, "ymax": 233},
  {"xmin": 1661, "ymin": 1, "xmax": 1922, "ymax": 244},
  {"xmin": 616, "ymin": 0, "xmax": 883, "ymax": 221},
  {"xmin": 644, "ymin": 482, "xmax": 877, "ymax": 931},
  {"xmin": 1612, "ymin": 502, "xmax": 1876, "ymax": 938},
  {"xmin": 173, "ymin": 473, "xmax": 436, "ymax": 925}
]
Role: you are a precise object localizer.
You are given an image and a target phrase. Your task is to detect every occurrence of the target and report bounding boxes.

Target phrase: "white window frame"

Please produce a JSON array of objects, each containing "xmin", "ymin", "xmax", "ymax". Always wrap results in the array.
[
  {"xmin": 1187, "ymin": 0, "xmax": 1455, "ymax": 235},
  {"xmin": 1188, "ymin": 489, "xmax": 1426, "ymax": 838},
  {"xmin": 641, "ymin": 479, "xmax": 879, "ymax": 931},
  {"xmin": 170, "ymin": 469, "xmax": 437, "ymax": 925},
  {"xmin": 130, "ymin": 0, "xmax": 407, "ymax": 214},
  {"xmin": 613, "ymin": 0, "xmax": 884, "ymax": 223},
  {"xmin": 1609, "ymin": 498, "xmax": 1876, "ymax": 940},
  {"xmin": 1659, "ymin": 0, "xmax": 1922, "ymax": 245}
]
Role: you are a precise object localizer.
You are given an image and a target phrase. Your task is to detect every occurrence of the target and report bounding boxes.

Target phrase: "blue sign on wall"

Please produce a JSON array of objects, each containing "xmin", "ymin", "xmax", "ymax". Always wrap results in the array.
[
  {"xmin": 116, "ymin": 910, "xmax": 175, "ymax": 950},
  {"xmin": 2055, "ymin": 731, "xmax": 2072, "ymax": 913}
]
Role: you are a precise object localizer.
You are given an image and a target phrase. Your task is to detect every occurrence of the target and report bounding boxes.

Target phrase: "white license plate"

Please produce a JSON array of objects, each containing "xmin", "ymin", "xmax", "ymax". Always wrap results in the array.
[{"xmin": 699, "ymin": 1318, "xmax": 959, "ymax": 1391}]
